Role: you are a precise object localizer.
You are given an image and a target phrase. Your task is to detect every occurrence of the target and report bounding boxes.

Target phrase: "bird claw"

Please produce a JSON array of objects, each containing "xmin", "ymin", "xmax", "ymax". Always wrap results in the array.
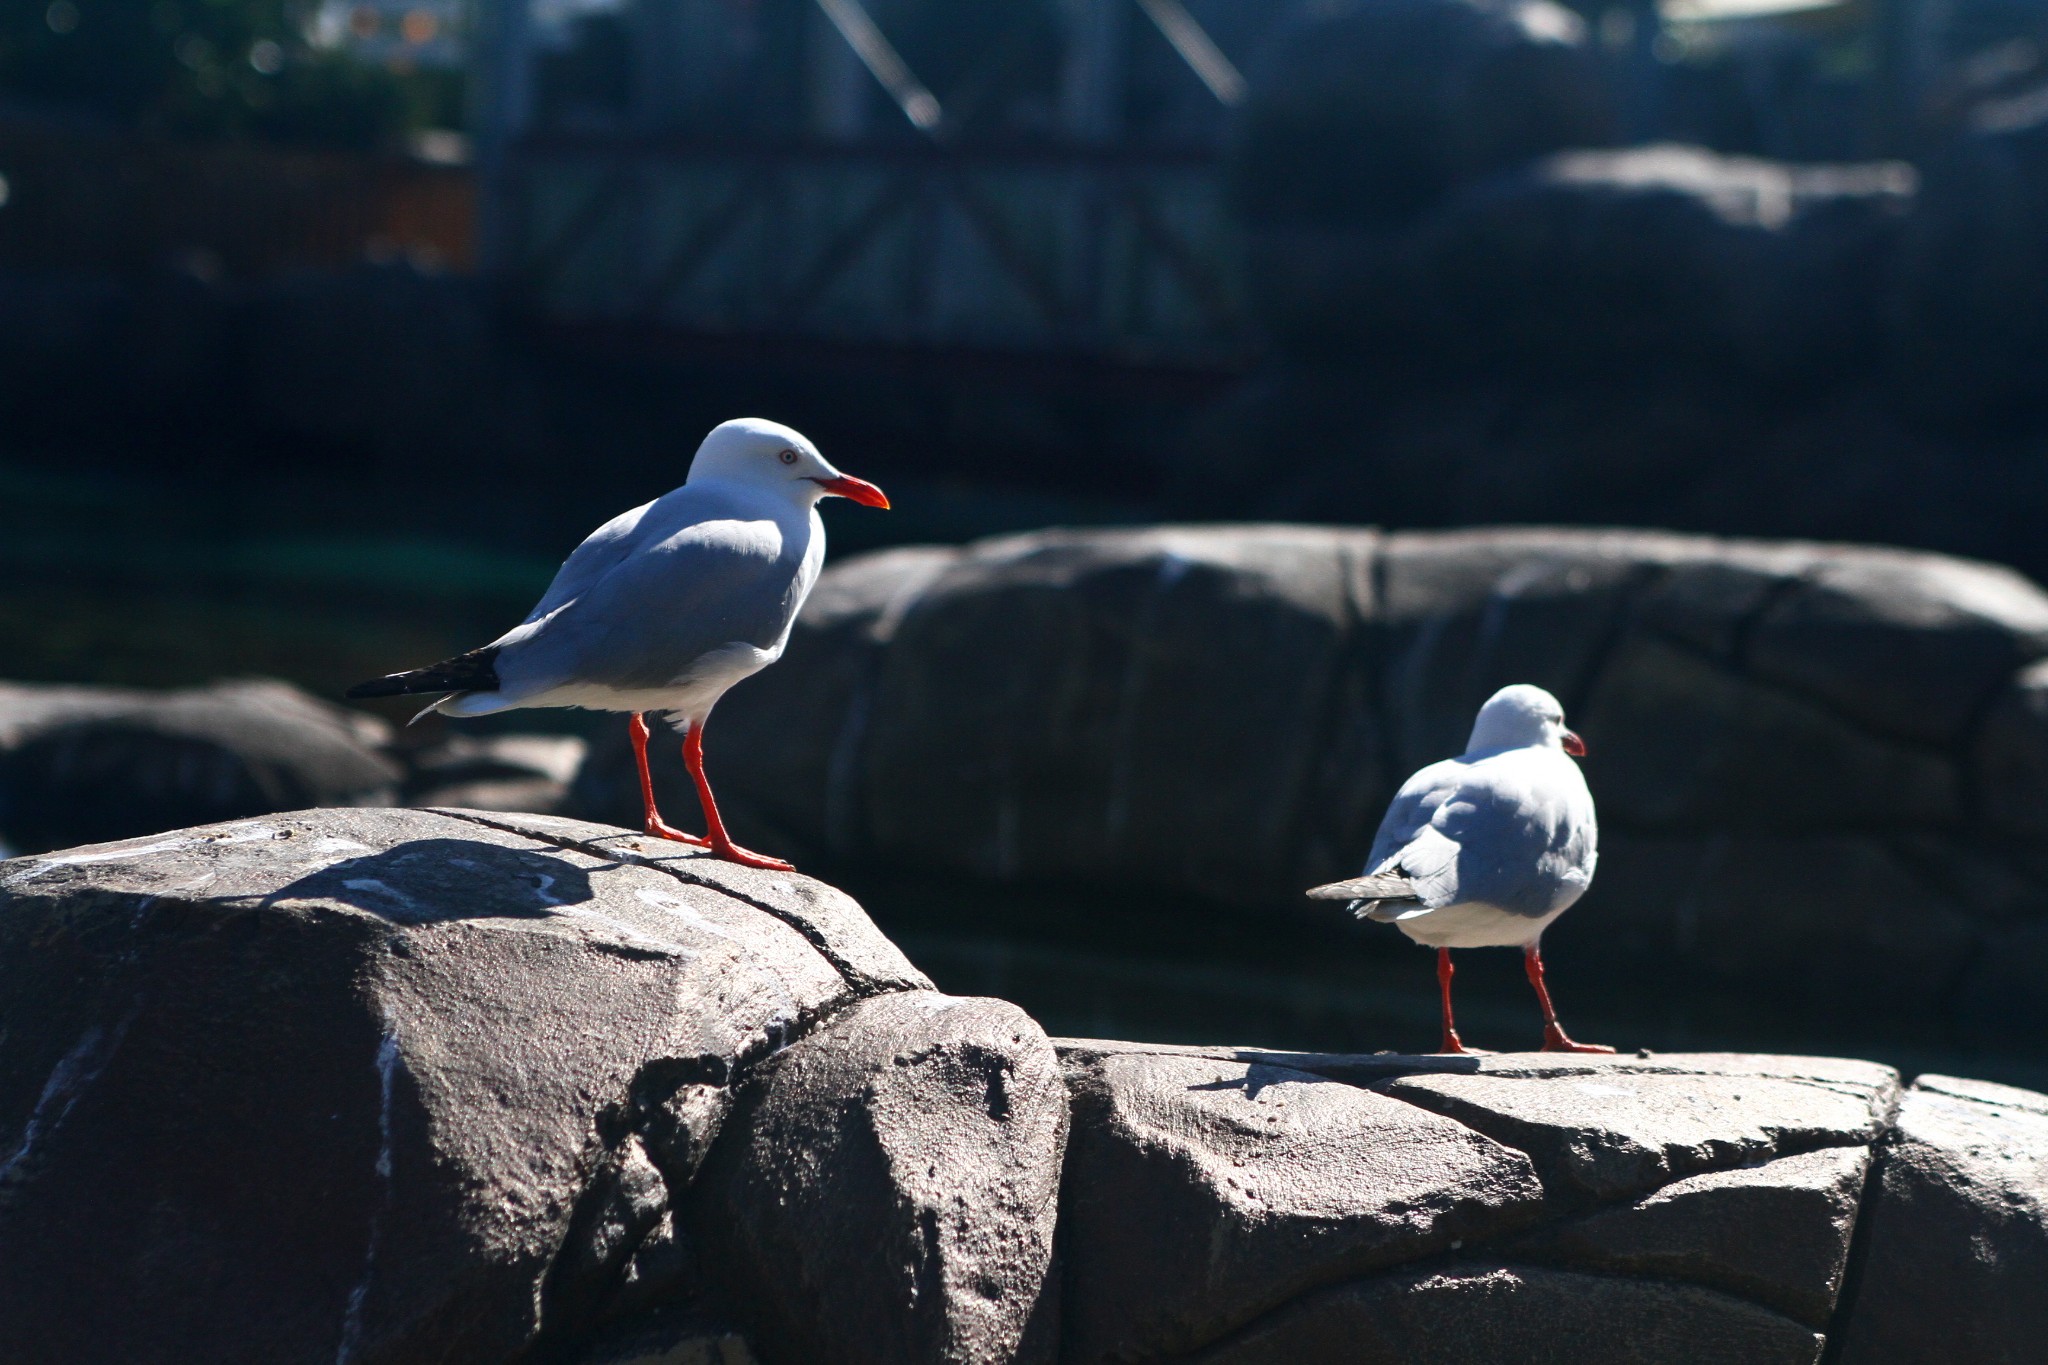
[
  {"xmin": 644, "ymin": 819, "xmax": 711, "ymax": 847},
  {"xmin": 709, "ymin": 841, "xmax": 796, "ymax": 872},
  {"xmin": 1541, "ymin": 1026, "xmax": 1616, "ymax": 1054}
]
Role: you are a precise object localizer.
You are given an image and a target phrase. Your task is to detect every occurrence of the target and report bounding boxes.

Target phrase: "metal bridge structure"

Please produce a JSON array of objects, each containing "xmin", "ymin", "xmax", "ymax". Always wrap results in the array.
[{"xmin": 470, "ymin": 0, "xmax": 1284, "ymax": 375}]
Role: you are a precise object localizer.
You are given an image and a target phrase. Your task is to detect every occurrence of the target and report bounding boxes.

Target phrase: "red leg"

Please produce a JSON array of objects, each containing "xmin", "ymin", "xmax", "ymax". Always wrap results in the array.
[
  {"xmin": 1436, "ymin": 947, "xmax": 1468, "ymax": 1054},
  {"xmin": 1525, "ymin": 943, "xmax": 1614, "ymax": 1053},
  {"xmin": 628, "ymin": 713, "xmax": 708, "ymax": 846},
  {"xmin": 681, "ymin": 718, "xmax": 795, "ymax": 871}
]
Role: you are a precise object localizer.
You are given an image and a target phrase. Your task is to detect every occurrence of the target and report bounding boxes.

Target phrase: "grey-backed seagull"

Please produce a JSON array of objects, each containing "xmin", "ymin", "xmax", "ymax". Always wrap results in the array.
[
  {"xmin": 347, "ymin": 417, "xmax": 888, "ymax": 870},
  {"xmin": 1307, "ymin": 683, "xmax": 1612, "ymax": 1054}
]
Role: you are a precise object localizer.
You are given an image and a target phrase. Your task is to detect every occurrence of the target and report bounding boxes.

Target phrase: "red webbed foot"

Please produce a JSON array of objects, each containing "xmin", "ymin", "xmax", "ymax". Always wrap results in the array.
[{"xmin": 1540, "ymin": 1024, "xmax": 1616, "ymax": 1054}]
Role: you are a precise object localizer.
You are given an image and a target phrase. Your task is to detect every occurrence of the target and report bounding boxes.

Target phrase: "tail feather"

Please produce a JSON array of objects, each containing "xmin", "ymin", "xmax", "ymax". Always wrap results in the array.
[
  {"xmin": 346, "ymin": 646, "xmax": 501, "ymax": 700},
  {"xmin": 1305, "ymin": 873, "xmax": 1418, "ymax": 902}
]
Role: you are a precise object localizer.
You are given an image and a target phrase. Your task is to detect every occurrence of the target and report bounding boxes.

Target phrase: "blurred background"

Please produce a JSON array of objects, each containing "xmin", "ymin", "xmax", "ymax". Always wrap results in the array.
[{"xmin": 6, "ymin": 0, "xmax": 2048, "ymax": 1081}]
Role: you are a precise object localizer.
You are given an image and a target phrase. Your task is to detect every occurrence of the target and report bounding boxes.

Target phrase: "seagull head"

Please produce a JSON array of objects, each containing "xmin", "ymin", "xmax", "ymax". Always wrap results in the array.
[
  {"xmin": 686, "ymin": 417, "xmax": 890, "ymax": 509},
  {"xmin": 1466, "ymin": 683, "xmax": 1586, "ymax": 758}
]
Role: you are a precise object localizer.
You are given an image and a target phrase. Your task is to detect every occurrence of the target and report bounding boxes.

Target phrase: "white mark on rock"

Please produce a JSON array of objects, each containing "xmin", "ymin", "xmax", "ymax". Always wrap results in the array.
[
  {"xmin": 341, "ymin": 879, "xmax": 417, "ymax": 913},
  {"xmin": 312, "ymin": 837, "xmax": 373, "ymax": 855},
  {"xmin": 531, "ymin": 873, "xmax": 563, "ymax": 906},
  {"xmin": 336, "ymin": 1029, "xmax": 402, "ymax": 1365},
  {"xmin": 4, "ymin": 838, "xmax": 192, "ymax": 882},
  {"xmin": 212, "ymin": 824, "xmax": 286, "ymax": 845},
  {"xmin": 0, "ymin": 1005, "xmax": 137, "ymax": 1195}
]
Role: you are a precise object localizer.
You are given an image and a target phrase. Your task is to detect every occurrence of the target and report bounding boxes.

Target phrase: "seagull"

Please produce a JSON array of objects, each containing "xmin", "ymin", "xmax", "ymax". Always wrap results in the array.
[
  {"xmin": 346, "ymin": 418, "xmax": 888, "ymax": 870},
  {"xmin": 1306, "ymin": 684, "xmax": 1611, "ymax": 1054}
]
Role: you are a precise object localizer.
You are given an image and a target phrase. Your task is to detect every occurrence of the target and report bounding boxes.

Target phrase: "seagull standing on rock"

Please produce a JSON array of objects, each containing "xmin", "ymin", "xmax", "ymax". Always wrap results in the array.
[
  {"xmin": 1307, "ymin": 683, "xmax": 1612, "ymax": 1055},
  {"xmin": 347, "ymin": 418, "xmax": 888, "ymax": 870}
]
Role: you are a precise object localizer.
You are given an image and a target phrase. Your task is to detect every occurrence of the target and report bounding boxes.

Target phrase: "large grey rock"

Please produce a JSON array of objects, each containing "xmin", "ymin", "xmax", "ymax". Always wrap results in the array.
[
  {"xmin": 1832, "ymin": 1075, "xmax": 2048, "ymax": 1365},
  {"xmin": 1046, "ymin": 1044, "xmax": 1912, "ymax": 1362},
  {"xmin": 1504, "ymin": 1145, "xmax": 1869, "ymax": 1325},
  {"xmin": 664, "ymin": 524, "xmax": 2048, "ymax": 1042},
  {"xmin": 1231, "ymin": 0, "xmax": 1615, "ymax": 233},
  {"xmin": 1377, "ymin": 1059, "xmax": 1894, "ymax": 1204},
  {"xmin": 1185, "ymin": 1263, "xmax": 1824, "ymax": 1364},
  {"xmin": 690, "ymin": 991, "xmax": 1065, "ymax": 1365},
  {"xmin": 0, "ymin": 678, "xmax": 401, "ymax": 854},
  {"xmin": 0, "ymin": 806, "xmax": 927, "ymax": 1363},
  {"xmin": 1055, "ymin": 1043, "xmax": 1545, "ymax": 1363}
]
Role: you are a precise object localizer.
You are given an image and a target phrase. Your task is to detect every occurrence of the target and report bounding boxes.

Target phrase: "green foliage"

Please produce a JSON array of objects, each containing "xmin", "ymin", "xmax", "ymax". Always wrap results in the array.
[{"xmin": 0, "ymin": 0, "xmax": 463, "ymax": 149}]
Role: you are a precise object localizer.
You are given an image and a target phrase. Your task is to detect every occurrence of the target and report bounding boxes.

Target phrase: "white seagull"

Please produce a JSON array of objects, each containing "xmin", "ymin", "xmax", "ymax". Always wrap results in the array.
[
  {"xmin": 1306, "ymin": 683, "xmax": 1612, "ymax": 1054},
  {"xmin": 348, "ymin": 417, "xmax": 888, "ymax": 870}
]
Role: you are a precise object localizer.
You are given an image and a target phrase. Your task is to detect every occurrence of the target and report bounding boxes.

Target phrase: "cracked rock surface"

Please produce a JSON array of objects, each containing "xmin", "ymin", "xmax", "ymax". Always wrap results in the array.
[
  {"xmin": 601, "ymin": 524, "xmax": 2048, "ymax": 1046},
  {"xmin": 0, "ymin": 807, "xmax": 954, "ymax": 1363},
  {"xmin": 2, "ymin": 816, "xmax": 2046, "ymax": 1364}
]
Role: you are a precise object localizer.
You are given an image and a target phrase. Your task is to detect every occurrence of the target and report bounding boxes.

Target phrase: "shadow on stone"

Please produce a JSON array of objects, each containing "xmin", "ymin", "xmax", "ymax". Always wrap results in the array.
[{"xmin": 266, "ymin": 838, "xmax": 602, "ymax": 923}]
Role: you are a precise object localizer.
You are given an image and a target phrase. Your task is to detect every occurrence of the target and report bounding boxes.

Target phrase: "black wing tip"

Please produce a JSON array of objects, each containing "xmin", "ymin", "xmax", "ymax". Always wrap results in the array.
[
  {"xmin": 343, "ymin": 646, "xmax": 501, "ymax": 701},
  {"xmin": 344, "ymin": 676, "xmax": 408, "ymax": 700}
]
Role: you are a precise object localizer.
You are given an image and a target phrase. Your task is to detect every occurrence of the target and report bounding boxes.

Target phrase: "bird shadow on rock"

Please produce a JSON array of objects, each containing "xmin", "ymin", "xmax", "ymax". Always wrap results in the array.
[
  {"xmin": 263, "ymin": 838, "xmax": 602, "ymax": 924},
  {"xmin": 1195, "ymin": 1050, "xmax": 1488, "ymax": 1095}
]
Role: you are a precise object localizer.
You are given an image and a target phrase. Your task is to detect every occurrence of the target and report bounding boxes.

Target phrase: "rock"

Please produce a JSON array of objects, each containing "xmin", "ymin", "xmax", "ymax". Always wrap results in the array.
[
  {"xmin": 1231, "ymin": 0, "xmax": 1615, "ymax": 232},
  {"xmin": 0, "ymin": 678, "xmax": 401, "ymax": 854},
  {"xmin": 1055, "ymin": 1043, "xmax": 1546, "ymax": 1363},
  {"xmin": 690, "ymin": 524, "xmax": 2048, "ymax": 1042},
  {"xmin": 1504, "ymin": 1145, "xmax": 1869, "ymax": 1325},
  {"xmin": 0, "ymin": 807, "xmax": 927, "ymax": 1363},
  {"xmin": 1743, "ymin": 552, "xmax": 2048, "ymax": 745},
  {"xmin": 689, "ymin": 991, "xmax": 1065, "ymax": 1365},
  {"xmin": 1185, "ymin": 1263, "xmax": 1824, "ymax": 1364},
  {"xmin": 1376, "ymin": 1057, "xmax": 1895, "ymax": 1203},
  {"xmin": 1887, "ymin": 118, "xmax": 2048, "ymax": 424},
  {"xmin": 404, "ymin": 733, "xmax": 587, "ymax": 814},
  {"xmin": 1831, "ymin": 1075, "xmax": 2048, "ymax": 1365},
  {"xmin": 1974, "ymin": 659, "xmax": 2048, "ymax": 842}
]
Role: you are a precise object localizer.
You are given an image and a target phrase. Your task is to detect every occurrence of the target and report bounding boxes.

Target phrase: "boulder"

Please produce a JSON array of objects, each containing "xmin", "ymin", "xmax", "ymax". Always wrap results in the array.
[
  {"xmin": 1, "ymin": 818, "xmax": 2045, "ymax": 1365},
  {"xmin": 402, "ymin": 733, "xmax": 588, "ymax": 814},
  {"xmin": 1831, "ymin": 1075, "xmax": 2048, "ymax": 1364},
  {"xmin": 1185, "ymin": 1264, "xmax": 1824, "ymax": 1364},
  {"xmin": 1230, "ymin": 0, "xmax": 1615, "ymax": 232},
  {"xmin": 664, "ymin": 524, "xmax": 2048, "ymax": 1042},
  {"xmin": 0, "ymin": 806, "xmax": 927, "ymax": 1363},
  {"xmin": 0, "ymin": 678, "xmax": 401, "ymax": 855},
  {"xmin": 689, "ymin": 991, "xmax": 1065, "ymax": 1365},
  {"xmin": 1055, "ymin": 1042, "xmax": 1545, "ymax": 1363},
  {"xmin": 1055, "ymin": 1045, "xmax": 1902, "ymax": 1363}
]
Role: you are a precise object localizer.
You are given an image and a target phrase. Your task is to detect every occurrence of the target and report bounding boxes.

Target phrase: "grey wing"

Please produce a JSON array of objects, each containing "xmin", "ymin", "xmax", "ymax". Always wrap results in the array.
[
  {"xmin": 515, "ymin": 499, "xmax": 659, "ymax": 627},
  {"xmin": 1415, "ymin": 764, "xmax": 1592, "ymax": 918},
  {"xmin": 502, "ymin": 518, "xmax": 803, "ymax": 694}
]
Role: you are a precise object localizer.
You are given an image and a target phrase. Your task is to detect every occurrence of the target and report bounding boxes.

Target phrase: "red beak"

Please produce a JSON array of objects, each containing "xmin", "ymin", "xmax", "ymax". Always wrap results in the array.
[
  {"xmin": 810, "ymin": 474, "xmax": 890, "ymax": 509},
  {"xmin": 1563, "ymin": 730, "xmax": 1587, "ymax": 757}
]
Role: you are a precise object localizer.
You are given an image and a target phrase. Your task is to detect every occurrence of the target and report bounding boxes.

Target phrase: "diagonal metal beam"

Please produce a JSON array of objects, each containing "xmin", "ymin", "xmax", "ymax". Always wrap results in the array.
[
  {"xmin": 774, "ymin": 168, "xmax": 925, "ymax": 328},
  {"xmin": 1118, "ymin": 179, "xmax": 1238, "ymax": 332},
  {"xmin": 636, "ymin": 174, "xmax": 770, "ymax": 321},
  {"xmin": 943, "ymin": 171, "xmax": 1074, "ymax": 334},
  {"xmin": 813, "ymin": 0, "xmax": 944, "ymax": 135},
  {"xmin": 519, "ymin": 165, "xmax": 635, "ymax": 291},
  {"xmin": 1133, "ymin": 0, "xmax": 1246, "ymax": 106}
]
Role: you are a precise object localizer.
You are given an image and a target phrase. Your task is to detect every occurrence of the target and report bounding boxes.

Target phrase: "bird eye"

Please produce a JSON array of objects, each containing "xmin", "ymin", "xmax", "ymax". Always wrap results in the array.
[{"xmin": 779, "ymin": 449, "xmax": 798, "ymax": 465}]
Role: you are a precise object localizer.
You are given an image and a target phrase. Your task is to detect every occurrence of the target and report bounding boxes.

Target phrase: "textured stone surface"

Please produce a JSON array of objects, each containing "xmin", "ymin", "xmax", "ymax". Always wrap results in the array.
[
  {"xmin": 1056, "ymin": 1045, "xmax": 1544, "ymax": 1363},
  {"xmin": 1505, "ymin": 1145, "xmax": 1869, "ymax": 1324},
  {"xmin": 1832, "ymin": 1076, "xmax": 2048, "ymax": 1365},
  {"xmin": 3, "ymin": 815, "xmax": 2046, "ymax": 1363},
  {"xmin": 1378, "ymin": 1063, "xmax": 1893, "ymax": 1203},
  {"xmin": 675, "ymin": 523, "xmax": 2048, "ymax": 1044},
  {"xmin": 1185, "ymin": 1264, "xmax": 1824, "ymax": 1365},
  {"xmin": 0, "ymin": 678, "xmax": 400, "ymax": 854},
  {"xmin": 691, "ymin": 991, "xmax": 1065, "ymax": 1365},
  {"xmin": 0, "ymin": 807, "xmax": 926, "ymax": 1364}
]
